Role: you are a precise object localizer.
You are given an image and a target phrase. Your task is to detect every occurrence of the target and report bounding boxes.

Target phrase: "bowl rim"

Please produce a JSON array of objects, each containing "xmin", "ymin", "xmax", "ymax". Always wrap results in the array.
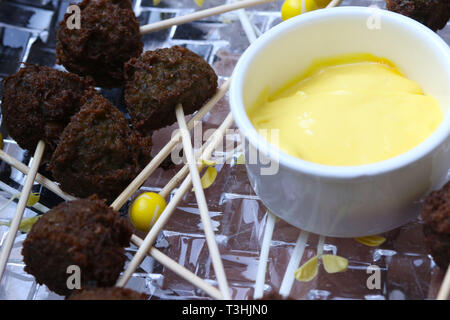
[{"xmin": 230, "ymin": 6, "xmax": 450, "ymax": 179}]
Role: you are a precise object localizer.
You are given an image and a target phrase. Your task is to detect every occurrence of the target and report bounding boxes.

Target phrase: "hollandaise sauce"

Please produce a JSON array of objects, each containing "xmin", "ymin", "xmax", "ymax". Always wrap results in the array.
[{"xmin": 247, "ymin": 54, "xmax": 443, "ymax": 166}]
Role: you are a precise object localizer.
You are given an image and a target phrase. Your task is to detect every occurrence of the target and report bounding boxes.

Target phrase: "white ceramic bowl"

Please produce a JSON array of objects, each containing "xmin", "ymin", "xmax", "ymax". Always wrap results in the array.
[{"xmin": 230, "ymin": 7, "xmax": 450, "ymax": 237}]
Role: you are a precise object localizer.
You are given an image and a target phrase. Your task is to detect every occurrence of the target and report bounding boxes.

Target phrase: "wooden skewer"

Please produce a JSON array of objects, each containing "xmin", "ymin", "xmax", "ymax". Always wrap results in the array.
[
  {"xmin": 254, "ymin": 211, "xmax": 276, "ymax": 299},
  {"xmin": 139, "ymin": 0, "xmax": 274, "ymax": 35},
  {"xmin": 0, "ymin": 140, "xmax": 45, "ymax": 281},
  {"xmin": 116, "ymin": 112, "xmax": 235, "ymax": 295},
  {"xmin": 279, "ymin": 230, "xmax": 309, "ymax": 298},
  {"xmin": 437, "ymin": 264, "xmax": 450, "ymax": 300},
  {"xmin": 111, "ymin": 78, "xmax": 230, "ymax": 211},
  {"xmin": 158, "ymin": 116, "xmax": 236, "ymax": 199},
  {"xmin": 158, "ymin": 110, "xmax": 239, "ymax": 198},
  {"xmin": 0, "ymin": 149, "xmax": 75, "ymax": 202},
  {"xmin": 159, "ymin": 119, "xmax": 220, "ymax": 198},
  {"xmin": 156, "ymin": 114, "xmax": 234, "ymax": 254},
  {"xmin": 159, "ymin": 160, "xmax": 190, "ymax": 198},
  {"xmin": 174, "ymin": 104, "xmax": 230, "ymax": 299},
  {"xmin": 317, "ymin": 235, "xmax": 325, "ymax": 257},
  {"xmin": 130, "ymin": 235, "xmax": 222, "ymax": 299},
  {"xmin": 236, "ymin": 1, "xmax": 258, "ymax": 44},
  {"xmin": 326, "ymin": 0, "xmax": 343, "ymax": 8},
  {"xmin": 139, "ymin": 0, "xmax": 341, "ymax": 37},
  {"xmin": 159, "ymin": 141, "xmax": 206, "ymax": 198}
]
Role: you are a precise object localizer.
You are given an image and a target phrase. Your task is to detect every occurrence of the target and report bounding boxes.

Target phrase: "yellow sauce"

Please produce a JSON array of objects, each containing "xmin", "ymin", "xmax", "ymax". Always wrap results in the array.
[{"xmin": 247, "ymin": 54, "xmax": 443, "ymax": 166}]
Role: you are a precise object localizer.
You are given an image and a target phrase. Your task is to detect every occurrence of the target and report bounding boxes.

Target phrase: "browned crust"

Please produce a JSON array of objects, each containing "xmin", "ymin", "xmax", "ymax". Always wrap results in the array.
[
  {"xmin": 1, "ymin": 64, "xmax": 94, "ymax": 158},
  {"xmin": 22, "ymin": 196, "xmax": 132, "ymax": 296},
  {"xmin": 124, "ymin": 46, "xmax": 218, "ymax": 133},
  {"xmin": 56, "ymin": 0, "xmax": 143, "ymax": 88},
  {"xmin": 48, "ymin": 92, "xmax": 152, "ymax": 203}
]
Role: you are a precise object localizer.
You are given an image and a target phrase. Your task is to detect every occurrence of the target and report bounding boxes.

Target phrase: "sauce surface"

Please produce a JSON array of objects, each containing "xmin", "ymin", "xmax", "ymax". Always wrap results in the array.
[{"xmin": 247, "ymin": 54, "xmax": 443, "ymax": 166}]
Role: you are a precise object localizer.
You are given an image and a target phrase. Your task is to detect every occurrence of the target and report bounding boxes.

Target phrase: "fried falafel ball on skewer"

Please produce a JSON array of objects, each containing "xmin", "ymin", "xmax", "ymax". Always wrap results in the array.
[
  {"xmin": 48, "ymin": 93, "xmax": 152, "ymax": 204},
  {"xmin": 385, "ymin": 0, "xmax": 450, "ymax": 32},
  {"xmin": 57, "ymin": 0, "xmax": 143, "ymax": 88},
  {"xmin": 22, "ymin": 196, "xmax": 132, "ymax": 297},
  {"xmin": 1, "ymin": 64, "xmax": 94, "ymax": 159},
  {"xmin": 124, "ymin": 46, "xmax": 218, "ymax": 134}
]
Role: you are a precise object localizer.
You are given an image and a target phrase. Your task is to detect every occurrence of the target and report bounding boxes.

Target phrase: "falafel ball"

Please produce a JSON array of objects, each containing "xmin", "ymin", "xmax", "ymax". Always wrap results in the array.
[
  {"xmin": 56, "ymin": 0, "xmax": 143, "ymax": 88},
  {"xmin": 1, "ymin": 64, "xmax": 94, "ymax": 157},
  {"xmin": 48, "ymin": 93, "xmax": 152, "ymax": 203},
  {"xmin": 69, "ymin": 287, "xmax": 148, "ymax": 300},
  {"xmin": 421, "ymin": 181, "xmax": 450, "ymax": 269},
  {"xmin": 22, "ymin": 196, "xmax": 132, "ymax": 296},
  {"xmin": 124, "ymin": 46, "xmax": 218, "ymax": 133},
  {"xmin": 385, "ymin": 0, "xmax": 450, "ymax": 31}
]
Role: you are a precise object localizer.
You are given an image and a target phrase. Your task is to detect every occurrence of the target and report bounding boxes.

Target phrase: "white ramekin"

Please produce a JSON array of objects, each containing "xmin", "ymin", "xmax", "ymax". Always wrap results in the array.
[{"xmin": 230, "ymin": 7, "xmax": 450, "ymax": 237}]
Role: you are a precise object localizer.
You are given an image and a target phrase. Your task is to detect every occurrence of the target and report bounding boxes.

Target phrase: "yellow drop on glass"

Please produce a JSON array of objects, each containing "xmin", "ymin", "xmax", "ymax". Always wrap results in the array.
[
  {"xmin": 294, "ymin": 255, "xmax": 319, "ymax": 282},
  {"xmin": 200, "ymin": 166, "xmax": 218, "ymax": 189},
  {"xmin": 194, "ymin": 0, "xmax": 205, "ymax": 7},
  {"xmin": 322, "ymin": 254, "xmax": 348, "ymax": 273},
  {"xmin": 27, "ymin": 192, "xmax": 40, "ymax": 207},
  {"xmin": 18, "ymin": 216, "xmax": 41, "ymax": 233},
  {"xmin": 355, "ymin": 235, "xmax": 386, "ymax": 247},
  {"xmin": 236, "ymin": 154, "xmax": 245, "ymax": 165}
]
